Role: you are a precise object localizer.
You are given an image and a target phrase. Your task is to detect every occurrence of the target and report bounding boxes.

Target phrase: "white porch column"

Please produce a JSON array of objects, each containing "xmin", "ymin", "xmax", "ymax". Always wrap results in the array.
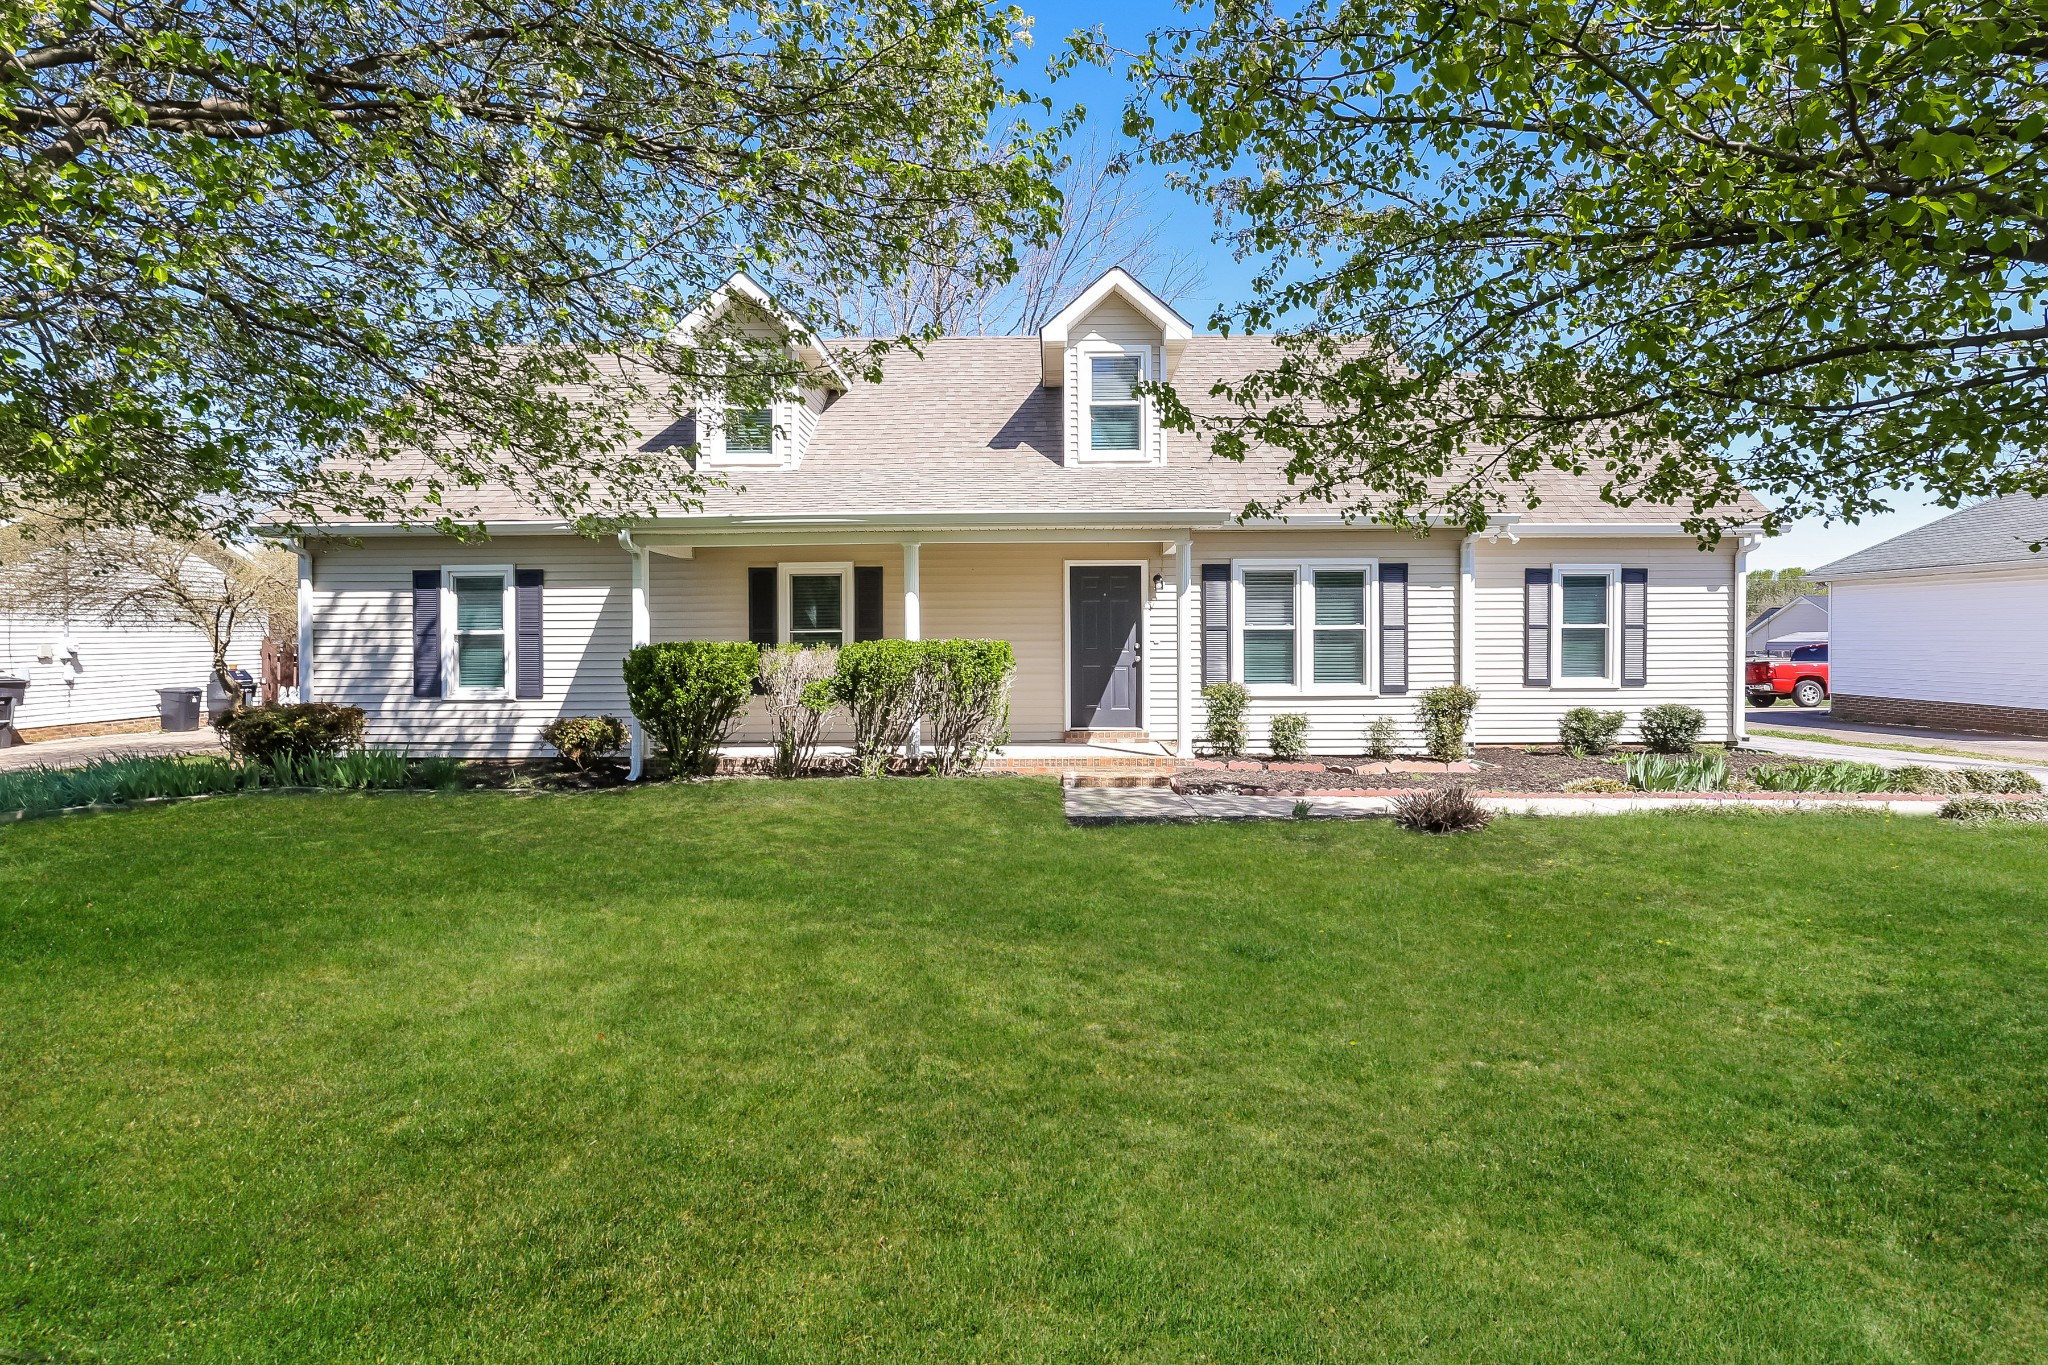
[
  {"xmin": 295, "ymin": 543, "xmax": 313, "ymax": 704},
  {"xmin": 1175, "ymin": 532, "xmax": 1193, "ymax": 758},
  {"xmin": 903, "ymin": 541, "xmax": 922, "ymax": 761},
  {"xmin": 1457, "ymin": 533, "xmax": 1478, "ymax": 687},
  {"xmin": 624, "ymin": 533, "xmax": 651, "ymax": 780},
  {"xmin": 1730, "ymin": 532, "xmax": 1757, "ymax": 745}
]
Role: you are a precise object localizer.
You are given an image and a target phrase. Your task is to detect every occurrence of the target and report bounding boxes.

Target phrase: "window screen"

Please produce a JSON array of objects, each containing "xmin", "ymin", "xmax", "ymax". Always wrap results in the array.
[
  {"xmin": 1241, "ymin": 569, "xmax": 1296, "ymax": 684},
  {"xmin": 726, "ymin": 407, "xmax": 773, "ymax": 454},
  {"xmin": 1089, "ymin": 354, "xmax": 1142, "ymax": 452},
  {"xmin": 1559, "ymin": 574, "xmax": 1610, "ymax": 679},
  {"xmin": 1311, "ymin": 569, "xmax": 1366, "ymax": 685},
  {"xmin": 452, "ymin": 574, "xmax": 507, "ymax": 689},
  {"xmin": 789, "ymin": 574, "xmax": 844, "ymax": 646}
]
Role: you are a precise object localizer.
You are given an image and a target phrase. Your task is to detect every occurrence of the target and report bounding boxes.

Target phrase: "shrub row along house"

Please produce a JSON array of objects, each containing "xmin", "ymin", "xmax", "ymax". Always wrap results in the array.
[{"xmin": 277, "ymin": 270, "xmax": 1766, "ymax": 763}]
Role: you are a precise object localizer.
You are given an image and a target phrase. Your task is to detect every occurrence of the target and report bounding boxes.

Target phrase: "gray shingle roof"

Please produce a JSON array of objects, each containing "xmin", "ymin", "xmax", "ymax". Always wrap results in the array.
[
  {"xmin": 310, "ymin": 336, "xmax": 1767, "ymax": 527},
  {"xmin": 1812, "ymin": 495, "xmax": 2048, "ymax": 579}
]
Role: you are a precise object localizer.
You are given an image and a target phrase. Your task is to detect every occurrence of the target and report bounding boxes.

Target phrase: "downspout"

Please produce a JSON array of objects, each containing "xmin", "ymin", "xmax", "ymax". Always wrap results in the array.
[
  {"xmin": 1730, "ymin": 532, "xmax": 1759, "ymax": 745},
  {"xmin": 620, "ymin": 529, "xmax": 651, "ymax": 780},
  {"xmin": 295, "ymin": 539, "xmax": 313, "ymax": 704}
]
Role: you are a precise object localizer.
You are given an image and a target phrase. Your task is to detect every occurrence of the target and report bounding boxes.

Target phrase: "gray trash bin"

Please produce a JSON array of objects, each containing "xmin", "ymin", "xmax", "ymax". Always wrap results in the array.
[
  {"xmin": 0, "ymin": 676, "xmax": 25, "ymax": 747},
  {"xmin": 157, "ymin": 687, "xmax": 203, "ymax": 732}
]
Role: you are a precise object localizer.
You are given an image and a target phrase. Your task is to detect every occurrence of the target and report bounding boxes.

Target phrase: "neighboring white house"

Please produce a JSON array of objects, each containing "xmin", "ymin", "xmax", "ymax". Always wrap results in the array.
[
  {"xmin": 1745, "ymin": 594, "xmax": 1829, "ymax": 655},
  {"xmin": 0, "ymin": 611, "xmax": 264, "ymax": 742},
  {"xmin": 279, "ymin": 269, "xmax": 1768, "ymax": 761},
  {"xmin": 1814, "ymin": 494, "xmax": 2048, "ymax": 736}
]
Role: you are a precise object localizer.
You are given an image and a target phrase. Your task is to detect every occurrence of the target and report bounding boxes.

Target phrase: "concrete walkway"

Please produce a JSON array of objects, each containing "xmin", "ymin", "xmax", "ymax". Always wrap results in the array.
[
  {"xmin": 1742, "ymin": 708, "xmax": 2048, "ymax": 779},
  {"xmin": 0, "ymin": 729, "xmax": 223, "ymax": 772},
  {"xmin": 1064, "ymin": 786, "xmax": 1953, "ymax": 824}
]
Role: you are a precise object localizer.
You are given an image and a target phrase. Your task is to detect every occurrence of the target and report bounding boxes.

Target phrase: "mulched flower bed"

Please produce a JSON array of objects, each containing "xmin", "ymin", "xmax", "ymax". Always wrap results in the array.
[{"xmin": 1174, "ymin": 747, "xmax": 1824, "ymax": 795}]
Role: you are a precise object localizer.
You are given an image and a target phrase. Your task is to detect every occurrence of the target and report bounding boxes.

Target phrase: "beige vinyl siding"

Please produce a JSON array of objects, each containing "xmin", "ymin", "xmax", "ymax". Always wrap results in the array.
[
  {"xmin": 1830, "ymin": 570, "xmax": 2048, "ymax": 708},
  {"xmin": 1469, "ymin": 537, "xmax": 1737, "ymax": 744},
  {"xmin": 309, "ymin": 534, "xmax": 632, "ymax": 757},
  {"xmin": 1186, "ymin": 530, "xmax": 1457, "ymax": 753}
]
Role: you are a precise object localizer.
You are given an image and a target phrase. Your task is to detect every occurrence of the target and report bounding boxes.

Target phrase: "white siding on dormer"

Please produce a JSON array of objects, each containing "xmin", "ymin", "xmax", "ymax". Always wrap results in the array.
[{"xmin": 1063, "ymin": 294, "xmax": 1167, "ymax": 467}]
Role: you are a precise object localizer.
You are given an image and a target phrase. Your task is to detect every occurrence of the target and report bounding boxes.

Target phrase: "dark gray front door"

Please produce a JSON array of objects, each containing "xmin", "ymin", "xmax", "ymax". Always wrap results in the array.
[{"xmin": 1069, "ymin": 565, "xmax": 1142, "ymax": 729}]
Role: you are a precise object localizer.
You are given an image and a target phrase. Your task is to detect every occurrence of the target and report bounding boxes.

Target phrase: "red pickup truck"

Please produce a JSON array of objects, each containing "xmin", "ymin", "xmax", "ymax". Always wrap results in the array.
[{"xmin": 1746, "ymin": 644, "xmax": 1830, "ymax": 708}]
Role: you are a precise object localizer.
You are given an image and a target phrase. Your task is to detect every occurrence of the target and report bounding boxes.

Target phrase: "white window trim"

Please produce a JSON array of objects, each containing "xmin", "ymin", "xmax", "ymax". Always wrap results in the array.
[
  {"xmin": 1076, "ymin": 341, "xmax": 1155, "ymax": 465},
  {"xmin": 778, "ymin": 561, "xmax": 853, "ymax": 646},
  {"xmin": 1550, "ymin": 563, "xmax": 1623, "ymax": 690},
  {"xmin": 700, "ymin": 399, "xmax": 790, "ymax": 471},
  {"xmin": 1230, "ymin": 559, "xmax": 1379, "ymax": 696},
  {"xmin": 440, "ymin": 564, "xmax": 516, "ymax": 701}
]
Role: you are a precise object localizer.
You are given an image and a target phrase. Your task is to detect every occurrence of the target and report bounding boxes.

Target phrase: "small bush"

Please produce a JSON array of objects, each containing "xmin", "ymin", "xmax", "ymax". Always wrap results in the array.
[
  {"xmin": 540, "ymin": 715, "xmax": 629, "ymax": 770},
  {"xmin": 1364, "ymin": 716, "xmax": 1400, "ymax": 761},
  {"xmin": 1558, "ymin": 707, "xmax": 1625, "ymax": 758},
  {"xmin": 1747, "ymin": 761, "xmax": 1890, "ymax": 793},
  {"xmin": 1202, "ymin": 682, "xmax": 1250, "ymax": 759},
  {"xmin": 1392, "ymin": 785, "xmax": 1493, "ymax": 834},
  {"xmin": 1624, "ymin": 752, "xmax": 1730, "ymax": 792},
  {"xmin": 214, "ymin": 703, "xmax": 366, "ymax": 762},
  {"xmin": 758, "ymin": 644, "xmax": 839, "ymax": 779},
  {"xmin": 1416, "ymin": 685, "xmax": 1479, "ymax": 763},
  {"xmin": 1268, "ymin": 712, "xmax": 1310, "ymax": 761},
  {"xmin": 1638, "ymin": 704, "xmax": 1706, "ymax": 754},
  {"xmin": 623, "ymin": 641, "xmax": 759, "ymax": 777},
  {"xmin": 1939, "ymin": 795, "xmax": 2048, "ymax": 825},
  {"xmin": 922, "ymin": 639, "xmax": 1016, "ymax": 776},
  {"xmin": 1563, "ymin": 777, "xmax": 1628, "ymax": 794},
  {"xmin": 831, "ymin": 640, "xmax": 926, "ymax": 776}
]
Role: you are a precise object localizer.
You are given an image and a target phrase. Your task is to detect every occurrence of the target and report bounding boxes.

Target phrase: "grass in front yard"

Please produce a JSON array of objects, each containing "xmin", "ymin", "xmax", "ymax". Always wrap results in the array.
[{"xmin": 3, "ymin": 782, "xmax": 2046, "ymax": 1362}]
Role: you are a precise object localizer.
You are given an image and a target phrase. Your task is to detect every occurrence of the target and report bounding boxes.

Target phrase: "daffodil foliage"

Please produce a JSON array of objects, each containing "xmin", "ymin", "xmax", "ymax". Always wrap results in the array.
[
  {"xmin": 2, "ymin": 1, "xmax": 1057, "ymax": 533},
  {"xmin": 1128, "ymin": 0, "xmax": 2048, "ymax": 535}
]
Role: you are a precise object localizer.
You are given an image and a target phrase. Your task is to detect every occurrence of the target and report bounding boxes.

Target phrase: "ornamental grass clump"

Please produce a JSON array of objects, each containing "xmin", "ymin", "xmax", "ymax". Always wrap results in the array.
[
  {"xmin": 1747, "ymin": 761, "xmax": 1890, "ymax": 793},
  {"xmin": 1416, "ymin": 685, "xmax": 1479, "ymax": 763},
  {"xmin": 1638, "ymin": 704, "xmax": 1706, "ymax": 753},
  {"xmin": 623, "ymin": 641, "xmax": 759, "ymax": 777},
  {"xmin": 0, "ymin": 751, "xmax": 456, "ymax": 816},
  {"xmin": 1558, "ymin": 706, "xmax": 1625, "ymax": 757},
  {"xmin": 1201, "ymin": 682, "xmax": 1249, "ymax": 759},
  {"xmin": 921, "ymin": 639, "xmax": 1015, "ymax": 776},
  {"xmin": 1623, "ymin": 752, "xmax": 1730, "ymax": 792},
  {"xmin": 1392, "ymin": 785, "xmax": 1493, "ymax": 834},
  {"xmin": 1939, "ymin": 794, "xmax": 2048, "ymax": 825},
  {"xmin": 540, "ymin": 715, "xmax": 629, "ymax": 770},
  {"xmin": 758, "ymin": 644, "xmax": 839, "ymax": 779},
  {"xmin": 1268, "ymin": 712, "xmax": 1309, "ymax": 761},
  {"xmin": 831, "ymin": 640, "xmax": 925, "ymax": 776}
]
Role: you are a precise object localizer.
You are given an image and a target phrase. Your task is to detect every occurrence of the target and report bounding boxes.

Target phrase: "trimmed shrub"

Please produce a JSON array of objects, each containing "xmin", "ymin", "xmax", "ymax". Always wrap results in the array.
[
  {"xmin": 1558, "ymin": 707, "xmax": 1625, "ymax": 758},
  {"xmin": 922, "ymin": 639, "xmax": 1016, "ymax": 776},
  {"xmin": 540, "ymin": 715, "xmax": 629, "ymax": 770},
  {"xmin": 214, "ymin": 703, "xmax": 366, "ymax": 762},
  {"xmin": 1268, "ymin": 712, "xmax": 1310, "ymax": 761},
  {"xmin": 1392, "ymin": 785, "xmax": 1493, "ymax": 834},
  {"xmin": 758, "ymin": 644, "xmax": 839, "ymax": 779},
  {"xmin": 622, "ymin": 641, "xmax": 758, "ymax": 777},
  {"xmin": 1202, "ymin": 682, "xmax": 1250, "ymax": 759},
  {"xmin": 1364, "ymin": 715, "xmax": 1400, "ymax": 761},
  {"xmin": 1416, "ymin": 685, "xmax": 1480, "ymax": 763},
  {"xmin": 1623, "ymin": 752, "xmax": 1729, "ymax": 792},
  {"xmin": 831, "ymin": 640, "xmax": 926, "ymax": 776},
  {"xmin": 1638, "ymin": 703, "xmax": 1706, "ymax": 754}
]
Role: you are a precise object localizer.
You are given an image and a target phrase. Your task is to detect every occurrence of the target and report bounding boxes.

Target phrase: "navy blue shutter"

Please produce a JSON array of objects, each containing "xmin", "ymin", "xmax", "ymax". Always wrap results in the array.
[
  {"xmin": 1621, "ymin": 568, "xmax": 1648, "ymax": 687},
  {"xmin": 1201, "ymin": 564, "xmax": 1230, "ymax": 683},
  {"xmin": 1379, "ymin": 564, "xmax": 1408, "ymax": 694},
  {"xmin": 854, "ymin": 566, "xmax": 884, "ymax": 641},
  {"xmin": 514, "ymin": 568, "xmax": 544, "ymax": 698},
  {"xmin": 1524, "ymin": 568, "xmax": 1552, "ymax": 687},
  {"xmin": 412, "ymin": 570, "xmax": 441, "ymax": 697},
  {"xmin": 747, "ymin": 567, "xmax": 776, "ymax": 644}
]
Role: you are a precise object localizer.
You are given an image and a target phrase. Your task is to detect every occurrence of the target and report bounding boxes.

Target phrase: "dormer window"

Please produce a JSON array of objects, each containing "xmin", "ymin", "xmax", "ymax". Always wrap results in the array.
[
  {"xmin": 726, "ymin": 407, "xmax": 774, "ymax": 457},
  {"xmin": 1088, "ymin": 353, "xmax": 1144, "ymax": 454}
]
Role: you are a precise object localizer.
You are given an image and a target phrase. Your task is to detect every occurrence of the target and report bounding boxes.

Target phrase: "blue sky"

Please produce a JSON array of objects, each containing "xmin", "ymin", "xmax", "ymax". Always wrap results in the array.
[{"xmin": 1011, "ymin": 1, "xmax": 1955, "ymax": 571}]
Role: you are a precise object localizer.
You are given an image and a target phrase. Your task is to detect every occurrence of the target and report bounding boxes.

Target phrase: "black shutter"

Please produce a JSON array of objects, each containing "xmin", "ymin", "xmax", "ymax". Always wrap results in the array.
[
  {"xmin": 411, "ymin": 570, "xmax": 442, "ymax": 698},
  {"xmin": 1621, "ymin": 567, "xmax": 1648, "ymax": 687},
  {"xmin": 514, "ymin": 568, "xmax": 544, "ymax": 698},
  {"xmin": 1380, "ymin": 563, "xmax": 1408, "ymax": 694},
  {"xmin": 747, "ymin": 567, "xmax": 776, "ymax": 645},
  {"xmin": 854, "ymin": 566, "xmax": 885, "ymax": 642},
  {"xmin": 1524, "ymin": 567, "xmax": 1552, "ymax": 687},
  {"xmin": 1201, "ymin": 564, "xmax": 1230, "ymax": 684}
]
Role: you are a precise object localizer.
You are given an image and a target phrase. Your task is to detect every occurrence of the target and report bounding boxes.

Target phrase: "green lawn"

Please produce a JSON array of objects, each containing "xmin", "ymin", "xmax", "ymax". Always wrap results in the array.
[{"xmin": 3, "ymin": 782, "xmax": 2045, "ymax": 1362}]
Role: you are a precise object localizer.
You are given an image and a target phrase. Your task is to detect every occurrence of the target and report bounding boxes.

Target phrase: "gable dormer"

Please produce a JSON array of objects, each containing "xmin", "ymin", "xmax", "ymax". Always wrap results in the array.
[
  {"xmin": 1039, "ymin": 268, "xmax": 1194, "ymax": 468},
  {"xmin": 676, "ymin": 271, "xmax": 847, "ymax": 472}
]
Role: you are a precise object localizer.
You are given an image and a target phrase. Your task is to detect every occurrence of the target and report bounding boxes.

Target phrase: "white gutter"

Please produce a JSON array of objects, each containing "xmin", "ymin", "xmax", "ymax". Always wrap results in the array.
[{"xmin": 619, "ymin": 529, "xmax": 651, "ymax": 780}]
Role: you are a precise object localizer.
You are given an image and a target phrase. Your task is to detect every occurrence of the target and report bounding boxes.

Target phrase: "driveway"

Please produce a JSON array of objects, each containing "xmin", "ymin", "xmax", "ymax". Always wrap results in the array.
[
  {"xmin": 1744, "ymin": 707, "xmax": 2048, "ymax": 777},
  {"xmin": 0, "ymin": 728, "xmax": 224, "ymax": 772}
]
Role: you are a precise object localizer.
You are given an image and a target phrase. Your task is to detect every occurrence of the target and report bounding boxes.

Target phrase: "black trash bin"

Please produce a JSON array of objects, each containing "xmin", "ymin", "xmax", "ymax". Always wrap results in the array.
[
  {"xmin": 157, "ymin": 687, "xmax": 203, "ymax": 732},
  {"xmin": 0, "ymin": 676, "xmax": 25, "ymax": 747}
]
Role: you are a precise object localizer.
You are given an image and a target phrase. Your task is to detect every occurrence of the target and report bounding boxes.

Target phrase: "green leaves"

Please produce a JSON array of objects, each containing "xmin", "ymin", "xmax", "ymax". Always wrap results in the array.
[{"xmin": 1128, "ymin": 0, "xmax": 2048, "ymax": 534}]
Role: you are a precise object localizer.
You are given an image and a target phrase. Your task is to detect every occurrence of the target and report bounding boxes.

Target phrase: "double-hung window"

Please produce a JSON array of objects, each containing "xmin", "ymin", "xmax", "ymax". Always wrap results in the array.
[
  {"xmin": 1553, "ymin": 565, "xmax": 1619, "ymax": 687},
  {"xmin": 442, "ymin": 566, "xmax": 515, "ymax": 699},
  {"xmin": 1234, "ymin": 561, "xmax": 1376, "ymax": 692},
  {"xmin": 779, "ymin": 562, "xmax": 851, "ymax": 646},
  {"xmin": 1085, "ymin": 348, "xmax": 1146, "ymax": 456},
  {"xmin": 725, "ymin": 405, "xmax": 774, "ymax": 457}
]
